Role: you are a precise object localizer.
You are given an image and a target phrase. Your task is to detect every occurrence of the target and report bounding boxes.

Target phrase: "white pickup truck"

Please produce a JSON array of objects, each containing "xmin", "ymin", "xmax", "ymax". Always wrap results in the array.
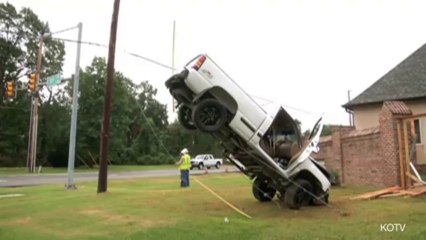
[
  {"xmin": 190, "ymin": 154, "xmax": 222, "ymax": 170},
  {"xmin": 166, "ymin": 54, "xmax": 331, "ymax": 209}
]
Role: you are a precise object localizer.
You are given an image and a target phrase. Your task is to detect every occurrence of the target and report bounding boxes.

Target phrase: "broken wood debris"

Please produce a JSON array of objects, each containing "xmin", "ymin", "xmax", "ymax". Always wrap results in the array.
[{"xmin": 350, "ymin": 185, "xmax": 426, "ymax": 200}]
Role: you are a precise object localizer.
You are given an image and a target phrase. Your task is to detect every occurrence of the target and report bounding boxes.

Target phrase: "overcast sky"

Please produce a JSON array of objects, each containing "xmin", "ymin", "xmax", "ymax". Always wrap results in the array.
[{"xmin": 7, "ymin": 0, "xmax": 426, "ymax": 130}]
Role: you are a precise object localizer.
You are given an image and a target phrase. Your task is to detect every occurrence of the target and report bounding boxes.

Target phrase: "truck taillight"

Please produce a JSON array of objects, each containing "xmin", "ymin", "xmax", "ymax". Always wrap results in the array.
[{"xmin": 192, "ymin": 55, "xmax": 206, "ymax": 71}]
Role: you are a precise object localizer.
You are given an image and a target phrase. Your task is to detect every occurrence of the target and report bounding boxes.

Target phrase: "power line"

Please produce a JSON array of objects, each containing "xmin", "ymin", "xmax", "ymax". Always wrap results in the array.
[
  {"xmin": 52, "ymin": 37, "xmax": 176, "ymax": 71},
  {"xmin": 48, "ymin": 26, "xmax": 79, "ymax": 36},
  {"xmin": 51, "ymin": 37, "xmax": 320, "ymax": 117}
]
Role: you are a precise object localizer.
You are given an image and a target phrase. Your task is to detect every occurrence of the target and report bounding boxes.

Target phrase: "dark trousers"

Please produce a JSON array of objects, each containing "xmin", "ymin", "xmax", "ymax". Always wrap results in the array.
[{"xmin": 180, "ymin": 169, "xmax": 189, "ymax": 187}]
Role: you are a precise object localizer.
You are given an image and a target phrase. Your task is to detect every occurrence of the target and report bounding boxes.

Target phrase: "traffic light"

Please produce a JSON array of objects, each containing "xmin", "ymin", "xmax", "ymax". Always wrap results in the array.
[
  {"xmin": 5, "ymin": 81, "xmax": 14, "ymax": 98},
  {"xmin": 28, "ymin": 73, "xmax": 36, "ymax": 92}
]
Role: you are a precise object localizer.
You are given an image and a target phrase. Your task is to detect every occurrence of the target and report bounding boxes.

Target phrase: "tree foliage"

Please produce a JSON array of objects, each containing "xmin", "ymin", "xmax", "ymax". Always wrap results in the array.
[
  {"xmin": 0, "ymin": 3, "xmax": 223, "ymax": 167},
  {"xmin": 0, "ymin": 3, "xmax": 66, "ymax": 166},
  {"xmin": 0, "ymin": 2, "xmax": 65, "ymax": 102}
]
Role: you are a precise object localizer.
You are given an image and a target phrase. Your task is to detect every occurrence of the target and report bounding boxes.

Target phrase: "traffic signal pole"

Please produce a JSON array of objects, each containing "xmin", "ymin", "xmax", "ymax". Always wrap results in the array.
[{"xmin": 66, "ymin": 23, "xmax": 83, "ymax": 189}]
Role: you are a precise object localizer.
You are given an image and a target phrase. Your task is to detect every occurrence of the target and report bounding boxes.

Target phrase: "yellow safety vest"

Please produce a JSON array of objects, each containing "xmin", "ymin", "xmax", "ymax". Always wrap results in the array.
[{"xmin": 179, "ymin": 154, "xmax": 191, "ymax": 170}]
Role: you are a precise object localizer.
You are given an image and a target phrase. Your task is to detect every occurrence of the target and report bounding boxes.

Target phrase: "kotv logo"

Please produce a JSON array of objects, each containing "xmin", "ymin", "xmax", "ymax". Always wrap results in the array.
[{"xmin": 380, "ymin": 223, "xmax": 406, "ymax": 232}]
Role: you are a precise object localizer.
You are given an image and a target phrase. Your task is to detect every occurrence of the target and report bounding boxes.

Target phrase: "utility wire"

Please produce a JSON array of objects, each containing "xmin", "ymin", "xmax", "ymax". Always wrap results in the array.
[
  {"xmin": 52, "ymin": 37, "xmax": 321, "ymax": 117},
  {"xmin": 2, "ymin": 33, "xmax": 324, "ymax": 119},
  {"xmin": 52, "ymin": 37, "xmax": 176, "ymax": 71},
  {"xmin": 47, "ymin": 26, "xmax": 79, "ymax": 36}
]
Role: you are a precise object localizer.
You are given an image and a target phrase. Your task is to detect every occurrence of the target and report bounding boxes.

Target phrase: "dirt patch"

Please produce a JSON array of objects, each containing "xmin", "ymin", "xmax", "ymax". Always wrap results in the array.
[
  {"xmin": 79, "ymin": 208, "xmax": 173, "ymax": 228},
  {"xmin": 0, "ymin": 216, "xmax": 32, "ymax": 226},
  {"xmin": 12, "ymin": 217, "xmax": 31, "ymax": 225}
]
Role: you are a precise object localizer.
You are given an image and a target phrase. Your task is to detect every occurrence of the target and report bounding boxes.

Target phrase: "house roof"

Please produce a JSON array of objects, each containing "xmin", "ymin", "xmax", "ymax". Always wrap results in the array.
[{"xmin": 343, "ymin": 43, "xmax": 426, "ymax": 109}]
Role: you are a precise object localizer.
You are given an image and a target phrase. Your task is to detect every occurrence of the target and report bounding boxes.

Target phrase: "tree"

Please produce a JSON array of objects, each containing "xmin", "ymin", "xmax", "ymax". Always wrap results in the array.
[
  {"xmin": 72, "ymin": 57, "xmax": 170, "ymax": 166},
  {"xmin": 160, "ymin": 121, "xmax": 223, "ymax": 160},
  {"xmin": 321, "ymin": 124, "xmax": 333, "ymax": 137},
  {"xmin": 0, "ymin": 3, "xmax": 65, "ymax": 166},
  {"xmin": 303, "ymin": 124, "xmax": 333, "ymax": 140},
  {"xmin": 0, "ymin": 2, "xmax": 65, "ymax": 102}
]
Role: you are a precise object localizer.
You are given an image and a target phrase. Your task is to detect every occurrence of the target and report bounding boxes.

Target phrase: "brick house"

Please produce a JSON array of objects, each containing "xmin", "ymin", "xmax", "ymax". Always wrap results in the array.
[{"xmin": 343, "ymin": 43, "xmax": 426, "ymax": 165}]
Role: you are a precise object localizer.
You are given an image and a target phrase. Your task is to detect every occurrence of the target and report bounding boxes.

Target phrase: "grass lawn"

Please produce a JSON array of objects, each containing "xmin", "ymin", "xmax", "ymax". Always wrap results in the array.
[
  {"xmin": 0, "ymin": 173, "xmax": 425, "ymax": 240},
  {"xmin": 0, "ymin": 164, "xmax": 175, "ymax": 175}
]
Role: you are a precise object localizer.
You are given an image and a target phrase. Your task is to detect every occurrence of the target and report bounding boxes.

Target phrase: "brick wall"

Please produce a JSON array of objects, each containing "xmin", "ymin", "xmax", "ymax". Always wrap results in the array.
[
  {"xmin": 312, "ymin": 101, "xmax": 412, "ymax": 187},
  {"xmin": 342, "ymin": 131, "xmax": 381, "ymax": 186}
]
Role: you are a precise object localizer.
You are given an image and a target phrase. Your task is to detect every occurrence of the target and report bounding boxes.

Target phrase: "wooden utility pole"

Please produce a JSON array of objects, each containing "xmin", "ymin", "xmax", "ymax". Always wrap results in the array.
[
  {"xmin": 27, "ymin": 38, "xmax": 44, "ymax": 173},
  {"xmin": 98, "ymin": 0, "xmax": 121, "ymax": 193}
]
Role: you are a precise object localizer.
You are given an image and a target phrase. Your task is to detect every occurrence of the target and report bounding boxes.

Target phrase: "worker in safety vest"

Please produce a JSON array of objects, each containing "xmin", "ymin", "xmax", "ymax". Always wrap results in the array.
[{"xmin": 176, "ymin": 148, "xmax": 191, "ymax": 187}]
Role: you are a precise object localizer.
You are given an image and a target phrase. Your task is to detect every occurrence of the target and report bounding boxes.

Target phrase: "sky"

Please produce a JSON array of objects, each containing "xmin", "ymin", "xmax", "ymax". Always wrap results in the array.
[{"xmin": 7, "ymin": 0, "xmax": 426, "ymax": 130}]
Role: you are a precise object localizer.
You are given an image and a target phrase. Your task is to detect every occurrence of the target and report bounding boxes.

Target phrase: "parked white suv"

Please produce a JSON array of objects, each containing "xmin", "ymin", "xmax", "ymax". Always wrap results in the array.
[
  {"xmin": 166, "ymin": 54, "xmax": 331, "ymax": 209},
  {"xmin": 190, "ymin": 154, "xmax": 222, "ymax": 170}
]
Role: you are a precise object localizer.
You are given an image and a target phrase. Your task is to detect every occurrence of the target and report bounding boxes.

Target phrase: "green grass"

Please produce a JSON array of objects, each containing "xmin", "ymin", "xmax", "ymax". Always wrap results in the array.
[
  {"xmin": 0, "ymin": 173, "xmax": 425, "ymax": 240},
  {"xmin": 0, "ymin": 164, "xmax": 175, "ymax": 175}
]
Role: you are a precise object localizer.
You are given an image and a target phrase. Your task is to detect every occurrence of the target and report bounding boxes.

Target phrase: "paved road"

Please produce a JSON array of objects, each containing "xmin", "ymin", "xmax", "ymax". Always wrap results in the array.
[{"xmin": 0, "ymin": 167, "xmax": 238, "ymax": 187}]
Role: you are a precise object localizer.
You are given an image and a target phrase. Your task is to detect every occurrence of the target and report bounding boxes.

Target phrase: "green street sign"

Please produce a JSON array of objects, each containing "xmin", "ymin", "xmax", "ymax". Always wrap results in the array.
[{"xmin": 46, "ymin": 74, "xmax": 61, "ymax": 87}]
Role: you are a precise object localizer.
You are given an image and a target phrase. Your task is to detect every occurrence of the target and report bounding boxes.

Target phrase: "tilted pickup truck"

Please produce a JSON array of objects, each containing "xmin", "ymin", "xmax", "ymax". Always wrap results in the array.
[
  {"xmin": 165, "ymin": 54, "xmax": 331, "ymax": 209},
  {"xmin": 190, "ymin": 154, "xmax": 223, "ymax": 170}
]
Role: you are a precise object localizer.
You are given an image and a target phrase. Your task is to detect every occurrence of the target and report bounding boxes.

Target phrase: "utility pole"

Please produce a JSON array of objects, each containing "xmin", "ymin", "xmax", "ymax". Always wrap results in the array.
[
  {"xmin": 347, "ymin": 90, "xmax": 353, "ymax": 126},
  {"xmin": 26, "ymin": 97, "xmax": 33, "ymax": 171},
  {"xmin": 98, "ymin": 0, "xmax": 121, "ymax": 193},
  {"xmin": 172, "ymin": 20, "xmax": 176, "ymax": 74},
  {"xmin": 66, "ymin": 22, "xmax": 83, "ymax": 190},
  {"xmin": 171, "ymin": 21, "xmax": 176, "ymax": 111},
  {"xmin": 27, "ymin": 38, "xmax": 44, "ymax": 173}
]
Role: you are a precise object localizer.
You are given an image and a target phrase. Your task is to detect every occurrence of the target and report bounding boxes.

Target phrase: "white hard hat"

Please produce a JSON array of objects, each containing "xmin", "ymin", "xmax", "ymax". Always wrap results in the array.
[{"xmin": 181, "ymin": 148, "xmax": 188, "ymax": 154}]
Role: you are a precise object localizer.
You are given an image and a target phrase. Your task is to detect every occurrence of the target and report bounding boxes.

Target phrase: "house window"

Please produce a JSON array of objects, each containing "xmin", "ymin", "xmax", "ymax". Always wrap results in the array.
[{"xmin": 414, "ymin": 119, "xmax": 421, "ymax": 144}]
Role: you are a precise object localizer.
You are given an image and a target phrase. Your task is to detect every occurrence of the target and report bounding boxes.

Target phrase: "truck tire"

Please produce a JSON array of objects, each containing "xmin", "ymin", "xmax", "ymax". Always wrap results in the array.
[
  {"xmin": 285, "ymin": 179, "xmax": 313, "ymax": 209},
  {"xmin": 178, "ymin": 105, "xmax": 196, "ymax": 130},
  {"xmin": 198, "ymin": 163, "xmax": 204, "ymax": 170},
  {"xmin": 215, "ymin": 162, "xmax": 221, "ymax": 169},
  {"xmin": 252, "ymin": 177, "xmax": 276, "ymax": 202},
  {"xmin": 192, "ymin": 99, "xmax": 227, "ymax": 133},
  {"xmin": 312, "ymin": 192, "xmax": 329, "ymax": 205}
]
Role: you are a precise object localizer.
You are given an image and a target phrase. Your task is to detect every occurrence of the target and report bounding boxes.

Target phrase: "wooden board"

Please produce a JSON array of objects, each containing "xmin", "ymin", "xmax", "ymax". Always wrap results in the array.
[{"xmin": 350, "ymin": 186, "xmax": 401, "ymax": 200}]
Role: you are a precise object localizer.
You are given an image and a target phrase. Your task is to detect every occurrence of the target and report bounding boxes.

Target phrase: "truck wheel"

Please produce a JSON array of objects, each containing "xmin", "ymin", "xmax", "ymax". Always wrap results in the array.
[
  {"xmin": 312, "ymin": 192, "xmax": 329, "ymax": 205},
  {"xmin": 192, "ymin": 99, "xmax": 227, "ymax": 133},
  {"xmin": 277, "ymin": 191, "xmax": 285, "ymax": 202},
  {"xmin": 285, "ymin": 179, "xmax": 313, "ymax": 209},
  {"xmin": 215, "ymin": 162, "xmax": 221, "ymax": 169},
  {"xmin": 178, "ymin": 105, "xmax": 196, "ymax": 130},
  {"xmin": 198, "ymin": 163, "xmax": 204, "ymax": 170},
  {"xmin": 252, "ymin": 177, "xmax": 276, "ymax": 202}
]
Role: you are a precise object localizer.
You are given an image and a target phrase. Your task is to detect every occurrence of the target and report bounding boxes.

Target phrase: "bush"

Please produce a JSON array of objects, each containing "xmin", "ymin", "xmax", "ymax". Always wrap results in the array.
[
  {"xmin": 157, "ymin": 152, "xmax": 175, "ymax": 164},
  {"xmin": 47, "ymin": 141, "xmax": 71, "ymax": 167},
  {"xmin": 137, "ymin": 153, "xmax": 175, "ymax": 165},
  {"xmin": 0, "ymin": 154, "xmax": 26, "ymax": 167},
  {"xmin": 47, "ymin": 149, "xmax": 68, "ymax": 167},
  {"xmin": 330, "ymin": 170, "xmax": 341, "ymax": 186}
]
